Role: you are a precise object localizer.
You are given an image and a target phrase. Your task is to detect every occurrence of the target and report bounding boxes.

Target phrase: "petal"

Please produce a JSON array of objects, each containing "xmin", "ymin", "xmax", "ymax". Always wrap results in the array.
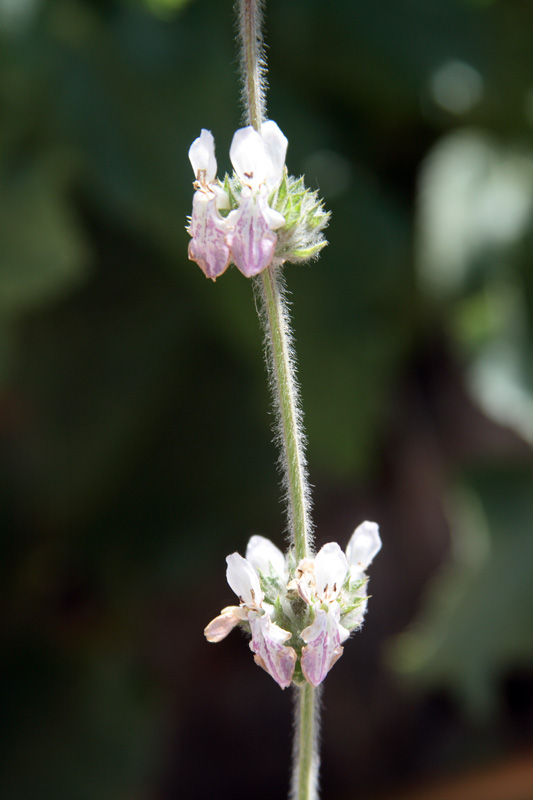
[
  {"xmin": 246, "ymin": 535, "xmax": 287, "ymax": 582},
  {"xmin": 226, "ymin": 195, "xmax": 278, "ymax": 277},
  {"xmin": 262, "ymin": 203, "xmax": 285, "ymax": 231},
  {"xmin": 226, "ymin": 553, "xmax": 263, "ymax": 605},
  {"xmin": 261, "ymin": 120, "xmax": 288, "ymax": 188},
  {"xmin": 189, "ymin": 129, "xmax": 217, "ymax": 183},
  {"xmin": 249, "ymin": 613, "xmax": 296, "ymax": 689},
  {"xmin": 292, "ymin": 558, "xmax": 316, "ymax": 604},
  {"xmin": 187, "ymin": 193, "xmax": 232, "ymax": 280},
  {"xmin": 345, "ymin": 521, "xmax": 381, "ymax": 572},
  {"xmin": 230, "ymin": 126, "xmax": 268, "ymax": 191},
  {"xmin": 314, "ymin": 542, "xmax": 348, "ymax": 599},
  {"xmin": 213, "ymin": 184, "xmax": 230, "ymax": 211},
  {"xmin": 204, "ymin": 606, "xmax": 244, "ymax": 642},
  {"xmin": 300, "ymin": 605, "xmax": 349, "ymax": 687}
]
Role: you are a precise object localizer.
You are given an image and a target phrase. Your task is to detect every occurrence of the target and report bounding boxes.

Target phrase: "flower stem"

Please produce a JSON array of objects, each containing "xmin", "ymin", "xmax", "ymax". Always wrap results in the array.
[
  {"xmin": 254, "ymin": 266, "xmax": 312, "ymax": 561},
  {"xmin": 236, "ymin": 0, "xmax": 267, "ymax": 130},
  {"xmin": 291, "ymin": 684, "xmax": 321, "ymax": 800},
  {"xmin": 237, "ymin": 3, "xmax": 319, "ymax": 799}
]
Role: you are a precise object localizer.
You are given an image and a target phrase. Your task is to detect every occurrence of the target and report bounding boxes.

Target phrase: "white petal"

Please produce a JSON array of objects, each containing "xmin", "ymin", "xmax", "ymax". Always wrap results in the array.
[
  {"xmin": 249, "ymin": 613, "xmax": 296, "ymax": 689},
  {"xmin": 261, "ymin": 203, "xmax": 285, "ymax": 231},
  {"xmin": 292, "ymin": 559, "xmax": 316, "ymax": 604},
  {"xmin": 261, "ymin": 120, "xmax": 288, "ymax": 188},
  {"xmin": 230, "ymin": 126, "xmax": 268, "ymax": 191},
  {"xmin": 213, "ymin": 184, "xmax": 230, "ymax": 211},
  {"xmin": 189, "ymin": 129, "xmax": 217, "ymax": 183},
  {"xmin": 345, "ymin": 521, "xmax": 381, "ymax": 571},
  {"xmin": 246, "ymin": 535, "xmax": 287, "ymax": 581},
  {"xmin": 314, "ymin": 542, "xmax": 348, "ymax": 599},
  {"xmin": 226, "ymin": 553, "xmax": 263, "ymax": 605}
]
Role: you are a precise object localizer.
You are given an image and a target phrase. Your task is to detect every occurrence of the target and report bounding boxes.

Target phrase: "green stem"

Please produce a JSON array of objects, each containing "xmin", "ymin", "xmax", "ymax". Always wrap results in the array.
[
  {"xmin": 237, "ymin": 3, "xmax": 319, "ymax": 799},
  {"xmin": 237, "ymin": 0, "xmax": 266, "ymax": 130},
  {"xmin": 292, "ymin": 685, "xmax": 321, "ymax": 800},
  {"xmin": 255, "ymin": 266, "xmax": 311, "ymax": 561},
  {"xmin": 239, "ymin": 0, "xmax": 311, "ymax": 561}
]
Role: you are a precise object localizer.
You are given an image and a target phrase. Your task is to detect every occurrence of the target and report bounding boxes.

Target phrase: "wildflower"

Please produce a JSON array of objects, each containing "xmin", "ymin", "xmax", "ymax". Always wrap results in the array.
[
  {"xmin": 226, "ymin": 121, "xmax": 287, "ymax": 276},
  {"xmin": 204, "ymin": 535, "xmax": 296, "ymax": 689},
  {"xmin": 187, "ymin": 129, "xmax": 232, "ymax": 280},
  {"xmin": 299, "ymin": 522, "xmax": 381, "ymax": 686},
  {"xmin": 205, "ymin": 522, "xmax": 381, "ymax": 689},
  {"xmin": 187, "ymin": 121, "xmax": 330, "ymax": 279}
]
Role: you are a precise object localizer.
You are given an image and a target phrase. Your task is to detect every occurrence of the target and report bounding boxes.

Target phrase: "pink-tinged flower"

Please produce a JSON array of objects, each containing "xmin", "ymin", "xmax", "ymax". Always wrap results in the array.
[
  {"xmin": 204, "ymin": 537, "xmax": 296, "ymax": 689},
  {"xmin": 204, "ymin": 524, "xmax": 380, "ymax": 689},
  {"xmin": 187, "ymin": 129, "xmax": 232, "ymax": 280},
  {"xmin": 300, "ymin": 543, "xmax": 351, "ymax": 687},
  {"xmin": 299, "ymin": 524, "xmax": 382, "ymax": 687},
  {"xmin": 226, "ymin": 121, "xmax": 287, "ymax": 277}
]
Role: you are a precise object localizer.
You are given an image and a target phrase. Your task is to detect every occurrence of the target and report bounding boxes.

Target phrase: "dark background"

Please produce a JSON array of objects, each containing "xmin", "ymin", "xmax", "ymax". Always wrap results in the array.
[{"xmin": 1, "ymin": 0, "xmax": 533, "ymax": 798}]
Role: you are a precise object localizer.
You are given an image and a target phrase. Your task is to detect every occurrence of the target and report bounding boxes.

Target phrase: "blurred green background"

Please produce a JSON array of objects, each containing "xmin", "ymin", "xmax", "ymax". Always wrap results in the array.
[{"xmin": 1, "ymin": 0, "xmax": 533, "ymax": 798}]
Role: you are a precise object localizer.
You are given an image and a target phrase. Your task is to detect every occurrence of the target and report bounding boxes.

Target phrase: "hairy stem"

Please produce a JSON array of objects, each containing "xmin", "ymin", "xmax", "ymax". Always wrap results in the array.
[
  {"xmin": 236, "ymin": 0, "xmax": 267, "ymax": 130},
  {"xmin": 254, "ymin": 267, "xmax": 312, "ymax": 561},
  {"xmin": 291, "ymin": 685, "xmax": 321, "ymax": 800},
  {"xmin": 237, "ymin": 3, "xmax": 319, "ymax": 799}
]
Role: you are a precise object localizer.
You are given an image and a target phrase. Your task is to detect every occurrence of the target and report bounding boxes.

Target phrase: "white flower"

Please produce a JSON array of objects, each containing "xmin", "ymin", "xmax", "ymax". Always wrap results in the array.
[
  {"xmin": 299, "ymin": 543, "xmax": 351, "ymax": 687},
  {"xmin": 187, "ymin": 129, "xmax": 232, "ymax": 281},
  {"xmin": 187, "ymin": 120, "xmax": 330, "ymax": 280},
  {"xmin": 226, "ymin": 121, "xmax": 287, "ymax": 277},
  {"xmin": 204, "ymin": 537, "xmax": 296, "ymax": 689},
  {"xmin": 205, "ymin": 523, "xmax": 381, "ymax": 690},
  {"xmin": 299, "ymin": 524, "xmax": 381, "ymax": 687}
]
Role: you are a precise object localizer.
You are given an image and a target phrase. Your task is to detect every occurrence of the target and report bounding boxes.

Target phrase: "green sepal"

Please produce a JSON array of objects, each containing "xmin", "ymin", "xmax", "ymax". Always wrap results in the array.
[
  {"xmin": 223, "ymin": 173, "xmax": 240, "ymax": 209},
  {"xmin": 290, "ymin": 242, "xmax": 328, "ymax": 260},
  {"xmin": 341, "ymin": 596, "xmax": 366, "ymax": 617},
  {"xmin": 291, "ymin": 660, "xmax": 306, "ymax": 686}
]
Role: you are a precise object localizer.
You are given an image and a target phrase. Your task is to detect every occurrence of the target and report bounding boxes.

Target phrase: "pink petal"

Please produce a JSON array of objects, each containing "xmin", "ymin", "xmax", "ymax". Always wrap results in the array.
[
  {"xmin": 249, "ymin": 614, "xmax": 296, "ymax": 689},
  {"xmin": 300, "ymin": 606, "xmax": 347, "ymax": 687},
  {"xmin": 204, "ymin": 606, "xmax": 243, "ymax": 642},
  {"xmin": 226, "ymin": 196, "xmax": 278, "ymax": 277},
  {"xmin": 188, "ymin": 193, "xmax": 231, "ymax": 280}
]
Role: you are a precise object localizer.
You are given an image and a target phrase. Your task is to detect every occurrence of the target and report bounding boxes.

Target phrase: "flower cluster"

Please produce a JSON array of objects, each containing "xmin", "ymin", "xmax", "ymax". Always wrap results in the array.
[
  {"xmin": 204, "ymin": 521, "xmax": 381, "ymax": 689},
  {"xmin": 187, "ymin": 121, "xmax": 329, "ymax": 280}
]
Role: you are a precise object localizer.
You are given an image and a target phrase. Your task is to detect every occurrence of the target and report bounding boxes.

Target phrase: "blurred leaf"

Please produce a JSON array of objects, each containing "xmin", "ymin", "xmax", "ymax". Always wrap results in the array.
[
  {"xmin": 391, "ymin": 467, "xmax": 533, "ymax": 715},
  {"xmin": 0, "ymin": 152, "xmax": 87, "ymax": 317},
  {"xmin": 417, "ymin": 130, "xmax": 533, "ymax": 299},
  {"xmin": 417, "ymin": 131, "xmax": 533, "ymax": 443},
  {"xmin": 0, "ymin": 645, "xmax": 163, "ymax": 800},
  {"xmin": 141, "ymin": 0, "xmax": 194, "ymax": 18}
]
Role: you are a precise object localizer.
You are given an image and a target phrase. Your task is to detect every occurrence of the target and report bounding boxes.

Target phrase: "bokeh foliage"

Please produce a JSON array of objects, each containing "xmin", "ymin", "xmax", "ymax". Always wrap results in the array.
[{"xmin": 1, "ymin": 0, "xmax": 533, "ymax": 797}]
